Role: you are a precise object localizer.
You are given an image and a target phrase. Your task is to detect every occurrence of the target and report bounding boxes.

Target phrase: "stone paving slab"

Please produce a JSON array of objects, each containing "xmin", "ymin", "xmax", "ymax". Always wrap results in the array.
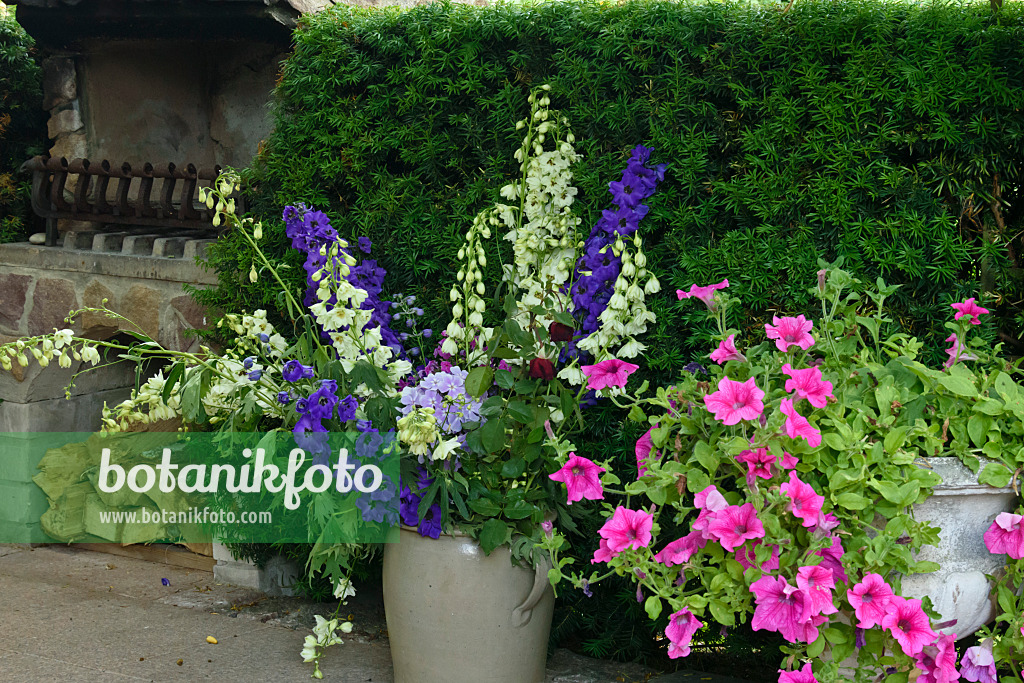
[{"xmin": 0, "ymin": 545, "xmax": 749, "ymax": 683}]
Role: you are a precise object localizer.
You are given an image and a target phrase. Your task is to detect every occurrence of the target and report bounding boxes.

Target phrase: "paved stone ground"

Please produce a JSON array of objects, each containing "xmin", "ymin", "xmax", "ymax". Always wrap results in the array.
[{"xmin": 0, "ymin": 545, "xmax": 752, "ymax": 683}]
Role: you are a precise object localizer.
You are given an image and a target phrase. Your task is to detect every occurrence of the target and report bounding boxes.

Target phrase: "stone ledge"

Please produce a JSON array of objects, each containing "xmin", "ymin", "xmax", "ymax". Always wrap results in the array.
[{"xmin": 0, "ymin": 243, "xmax": 218, "ymax": 286}]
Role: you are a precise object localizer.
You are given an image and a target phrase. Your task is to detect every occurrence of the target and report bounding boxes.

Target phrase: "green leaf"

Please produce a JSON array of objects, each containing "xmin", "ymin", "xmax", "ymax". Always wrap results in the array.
[
  {"xmin": 162, "ymin": 362, "xmax": 184, "ymax": 404},
  {"xmin": 500, "ymin": 457, "xmax": 525, "ymax": 479},
  {"xmin": 465, "ymin": 366, "xmax": 494, "ymax": 398},
  {"xmin": 478, "ymin": 519, "xmax": 510, "ymax": 554},
  {"xmin": 507, "ymin": 401, "xmax": 533, "ymax": 424},
  {"xmin": 978, "ymin": 463, "xmax": 1013, "ymax": 489},
  {"xmin": 806, "ymin": 632, "xmax": 826, "ymax": 658},
  {"xmin": 974, "ymin": 399, "xmax": 1005, "ymax": 416},
  {"xmin": 883, "ymin": 426, "xmax": 908, "ymax": 454},
  {"xmin": 503, "ymin": 499, "xmax": 534, "ymax": 520},
  {"xmin": 968, "ymin": 415, "xmax": 991, "ymax": 447},
  {"xmin": 835, "ymin": 492, "xmax": 869, "ymax": 510},
  {"xmin": 823, "ymin": 627, "xmax": 847, "ymax": 644},
  {"xmin": 627, "ymin": 405, "xmax": 647, "ymax": 422},
  {"xmin": 693, "ymin": 441, "xmax": 719, "ymax": 473},
  {"xmin": 468, "ymin": 496, "xmax": 501, "ymax": 517},
  {"xmin": 481, "ymin": 418, "xmax": 507, "ymax": 454},
  {"xmin": 708, "ymin": 599, "xmax": 734, "ymax": 627},
  {"xmin": 938, "ymin": 374, "xmax": 977, "ymax": 398},
  {"xmin": 495, "ymin": 370, "xmax": 515, "ymax": 390},
  {"xmin": 504, "ymin": 319, "xmax": 533, "ymax": 348},
  {"xmin": 644, "ymin": 595, "xmax": 662, "ymax": 620},
  {"xmin": 551, "ymin": 310, "xmax": 575, "ymax": 327}
]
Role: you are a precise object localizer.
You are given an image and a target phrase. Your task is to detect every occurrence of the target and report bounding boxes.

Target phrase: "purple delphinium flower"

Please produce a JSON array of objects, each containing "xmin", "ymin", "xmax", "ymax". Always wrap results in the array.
[
  {"xmin": 307, "ymin": 380, "xmax": 339, "ymax": 421},
  {"xmin": 399, "ymin": 485, "xmax": 421, "ymax": 527},
  {"xmin": 281, "ymin": 205, "xmax": 405, "ymax": 357},
  {"xmin": 277, "ymin": 391, "xmax": 291, "ymax": 405},
  {"xmin": 569, "ymin": 145, "xmax": 665, "ymax": 361},
  {"xmin": 336, "ymin": 394, "xmax": 358, "ymax": 423},
  {"xmin": 282, "ymin": 360, "xmax": 314, "ymax": 383}
]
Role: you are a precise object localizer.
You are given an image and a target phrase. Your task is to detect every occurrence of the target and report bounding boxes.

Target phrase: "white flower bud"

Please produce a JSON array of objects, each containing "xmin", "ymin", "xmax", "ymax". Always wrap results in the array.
[
  {"xmin": 474, "ymin": 298, "xmax": 486, "ymax": 313},
  {"xmin": 450, "ymin": 287, "xmax": 460, "ymax": 302},
  {"xmin": 458, "ymin": 248, "xmax": 465, "ymax": 260},
  {"xmin": 457, "ymin": 268, "xmax": 465, "ymax": 282},
  {"xmin": 453, "ymin": 303, "xmax": 464, "ymax": 318},
  {"xmin": 475, "ymin": 282, "xmax": 485, "ymax": 295},
  {"xmin": 249, "ymin": 264, "xmax": 258, "ymax": 283}
]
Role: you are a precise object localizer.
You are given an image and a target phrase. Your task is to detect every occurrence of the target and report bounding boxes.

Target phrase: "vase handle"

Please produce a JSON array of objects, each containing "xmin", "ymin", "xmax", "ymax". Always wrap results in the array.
[{"xmin": 511, "ymin": 554, "xmax": 551, "ymax": 628}]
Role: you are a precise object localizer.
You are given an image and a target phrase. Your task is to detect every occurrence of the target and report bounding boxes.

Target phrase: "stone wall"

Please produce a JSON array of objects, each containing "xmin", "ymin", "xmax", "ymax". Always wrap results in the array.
[
  {"xmin": 0, "ymin": 239, "xmax": 217, "ymax": 541},
  {"xmin": 40, "ymin": 39, "xmax": 285, "ymax": 194}
]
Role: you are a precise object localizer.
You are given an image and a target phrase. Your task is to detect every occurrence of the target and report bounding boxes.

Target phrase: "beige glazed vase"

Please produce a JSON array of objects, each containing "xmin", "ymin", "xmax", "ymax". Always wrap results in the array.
[{"xmin": 382, "ymin": 526, "xmax": 555, "ymax": 683}]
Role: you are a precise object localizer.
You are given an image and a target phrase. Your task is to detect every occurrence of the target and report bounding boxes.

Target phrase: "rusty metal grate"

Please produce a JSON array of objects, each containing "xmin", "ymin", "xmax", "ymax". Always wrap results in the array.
[{"xmin": 21, "ymin": 155, "xmax": 242, "ymax": 246}]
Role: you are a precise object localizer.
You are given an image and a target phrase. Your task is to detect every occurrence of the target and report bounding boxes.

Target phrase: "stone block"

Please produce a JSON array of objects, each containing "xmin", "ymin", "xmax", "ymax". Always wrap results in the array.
[
  {"xmin": 0, "ymin": 433, "xmax": 85, "ymax": 483},
  {"xmin": 47, "ymin": 107, "xmax": 83, "ymax": 140},
  {"xmin": 49, "ymin": 132, "xmax": 87, "ymax": 163},
  {"xmin": 0, "ymin": 352, "xmax": 136, "ymax": 403},
  {"xmin": 63, "ymin": 230, "xmax": 97, "ymax": 250},
  {"xmin": 0, "ymin": 519, "xmax": 48, "ymax": 544},
  {"xmin": 152, "ymin": 237, "xmax": 188, "ymax": 259},
  {"xmin": 121, "ymin": 284, "xmax": 161, "ymax": 339},
  {"xmin": 121, "ymin": 234, "xmax": 156, "ymax": 255},
  {"xmin": 183, "ymin": 239, "xmax": 214, "ymax": 261},
  {"xmin": 166, "ymin": 294, "xmax": 211, "ymax": 352},
  {"xmin": 0, "ymin": 274, "xmax": 32, "ymax": 333},
  {"xmin": 91, "ymin": 232, "xmax": 127, "ymax": 252},
  {"xmin": 42, "ymin": 57, "xmax": 76, "ymax": 111},
  {"xmin": 26, "ymin": 277, "xmax": 77, "ymax": 335},
  {"xmin": 0, "ymin": 480, "xmax": 50, "ymax": 521},
  {"xmin": 80, "ymin": 280, "xmax": 118, "ymax": 337},
  {"xmin": 212, "ymin": 543, "xmax": 298, "ymax": 596},
  {"xmin": 0, "ymin": 386, "xmax": 133, "ymax": 432}
]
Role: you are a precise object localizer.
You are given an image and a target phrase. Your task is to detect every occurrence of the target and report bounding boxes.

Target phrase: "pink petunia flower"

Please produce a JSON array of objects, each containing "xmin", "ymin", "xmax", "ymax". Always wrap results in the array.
[
  {"xmin": 813, "ymin": 535, "xmax": 848, "ymax": 583},
  {"xmin": 751, "ymin": 575, "xmax": 824, "ymax": 644},
  {"xmin": 707, "ymin": 503, "xmax": 765, "ymax": 552},
  {"xmin": 915, "ymin": 632, "xmax": 961, "ymax": 683},
  {"xmin": 635, "ymin": 426, "xmax": 658, "ymax": 478},
  {"xmin": 704, "ymin": 376, "xmax": 765, "ymax": 425},
  {"xmin": 781, "ymin": 363, "xmax": 834, "ymax": 409},
  {"xmin": 779, "ymin": 398, "xmax": 822, "ymax": 448},
  {"xmin": 549, "ymin": 453, "xmax": 605, "ymax": 505},
  {"xmin": 960, "ymin": 641, "xmax": 996, "ymax": 683},
  {"xmin": 811, "ymin": 511, "xmax": 839, "ymax": 534},
  {"xmin": 695, "ymin": 485, "xmax": 728, "ymax": 511},
  {"xmin": 692, "ymin": 485, "xmax": 729, "ymax": 539},
  {"xmin": 951, "ymin": 298, "xmax": 989, "ymax": 325},
  {"xmin": 779, "ymin": 663, "xmax": 818, "ymax": 683},
  {"xmin": 882, "ymin": 596, "xmax": 938, "ymax": 657},
  {"xmin": 665, "ymin": 608, "xmax": 703, "ymax": 659},
  {"xmin": 677, "ymin": 279, "xmax": 729, "ymax": 310},
  {"xmin": 592, "ymin": 538, "xmax": 618, "ymax": 564},
  {"xmin": 737, "ymin": 448, "xmax": 776, "ymax": 481},
  {"xmin": 796, "ymin": 565, "xmax": 838, "ymax": 622},
  {"xmin": 598, "ymin": 506, "xmax": 654, "ymax": 553},
  {"xmin": 847, "ymin": 573, "xmax": 895, "ymax": 629},
  {"xmin": 943, "ymin": 333, "xmax": 978, "ymax": 369},
  {"xmin": 710, "ymin": 335, "xmax": 746, "ymax": 364},
  {"xmin": 655, "ymin": 531, "xmax": 708, "ymax": 567},
  {"xmin": 735, "ymin": 540, "xmax": 780, "ymax": 572},
  {"xmin": 765, "ymin": 315, "xmax": 815, "ymax": 352},
  {"xmin": 780, "ymin": 472, "xmax": 825, "ymax": 528},
  {"xmin": 581, "ymin": 358, "xmax": 640, "ymax": 391},
  {"xmin": 983, "ymin": 512, "xmax": 1024, "ymax": 559}
]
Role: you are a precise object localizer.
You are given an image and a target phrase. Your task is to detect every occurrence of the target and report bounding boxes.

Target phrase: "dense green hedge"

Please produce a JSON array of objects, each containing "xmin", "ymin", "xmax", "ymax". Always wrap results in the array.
[
  {"xmin": 0, "ymin": 8, "xmax": 42, "ymax": 243},
  {"xmin": 208, "ymin": 0, "xmax": 1024, "ymax": 370},
  {"xmin": 198, "ymin": 0, "xmax": 1024, "ymax": 667}
]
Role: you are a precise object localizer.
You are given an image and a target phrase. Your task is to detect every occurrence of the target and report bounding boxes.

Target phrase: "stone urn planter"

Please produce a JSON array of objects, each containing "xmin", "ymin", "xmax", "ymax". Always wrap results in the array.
[
  {"xmin": 900, "ymin": 456, "xmax": 1018, "ymax": 638},
  {"xmin": 382, "ymin": 526, "xmax": 555, "ymax": 683}
]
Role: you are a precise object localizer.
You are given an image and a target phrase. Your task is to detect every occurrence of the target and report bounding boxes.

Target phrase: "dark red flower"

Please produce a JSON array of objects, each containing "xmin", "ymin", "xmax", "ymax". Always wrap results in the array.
[
  {"xmin": 529, "ymin": 358, "xmax": 555, "ymax": 381},
  {"xmin": 548, "ymin": 322, "xmax": 574, "ymax": 342}
]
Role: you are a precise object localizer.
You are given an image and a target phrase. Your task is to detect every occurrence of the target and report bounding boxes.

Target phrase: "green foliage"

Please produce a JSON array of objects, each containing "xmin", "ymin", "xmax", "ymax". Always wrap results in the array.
[{"xmin": 0, "ymin": 8, "xmax": 43, "ymax": 243}]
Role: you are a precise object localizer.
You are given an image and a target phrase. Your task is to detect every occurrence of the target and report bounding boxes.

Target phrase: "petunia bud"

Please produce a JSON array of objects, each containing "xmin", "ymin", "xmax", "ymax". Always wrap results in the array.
[
  {"xmin": 548, "ymin": 322, "xmax": 574, "ymax": 342},
  {"xmin": 529, "ymin": 357, "xmax": 555, "ymax": 381}
]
